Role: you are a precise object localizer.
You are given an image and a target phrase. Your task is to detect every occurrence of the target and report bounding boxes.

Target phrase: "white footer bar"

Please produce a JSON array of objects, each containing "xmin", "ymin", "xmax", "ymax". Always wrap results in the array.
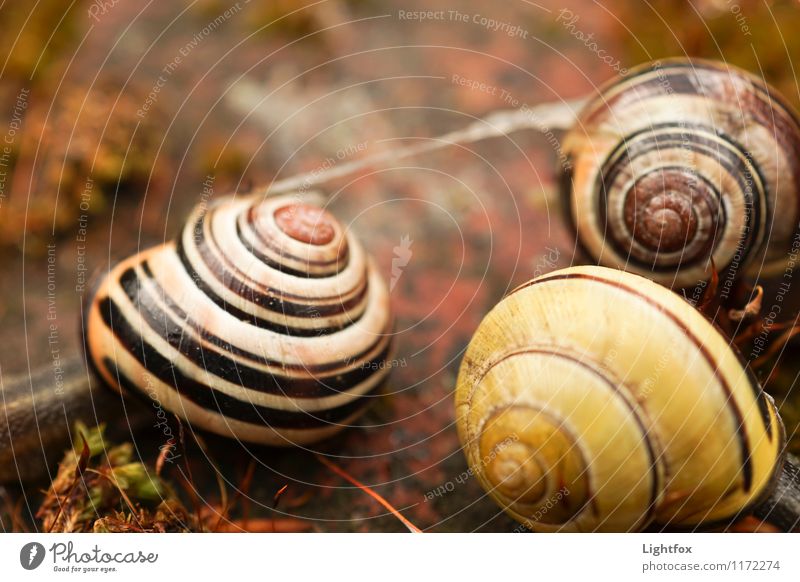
[{"xmin": 1, "ymin": 533, "xmax": 798, "ymax": 581}]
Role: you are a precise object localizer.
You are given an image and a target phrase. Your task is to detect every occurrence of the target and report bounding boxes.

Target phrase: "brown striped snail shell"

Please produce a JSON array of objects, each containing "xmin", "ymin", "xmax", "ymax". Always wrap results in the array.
[
  {"xmin": 455, "ymin": 265, "xmax": 784, "ymax": 532},
  {"xmin": 85, "ymin": 194, "xmax": 393, "ymax": 446},
  {"xmin": 562, "ymin": 58, "xmax": 800, "ymax": 289}
]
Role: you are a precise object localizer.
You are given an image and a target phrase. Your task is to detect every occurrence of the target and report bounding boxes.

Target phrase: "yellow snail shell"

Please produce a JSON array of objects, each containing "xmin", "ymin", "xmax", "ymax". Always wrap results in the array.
[
  {"xmin": 562, "ymin": 58, "xmax": 800, "ymax": 289},
  {"xmin": 455, "ymin": 265, "xmax": 783, "ymax": 531},
  {"xmin": 85, "ymin": 194, "xmax": 393, "ymax": 446}
]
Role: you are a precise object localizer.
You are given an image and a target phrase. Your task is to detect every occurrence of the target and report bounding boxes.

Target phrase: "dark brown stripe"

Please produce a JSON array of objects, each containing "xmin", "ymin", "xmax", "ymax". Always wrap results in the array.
[
  {"xmin": 100, "ymin": 355, "xmax": 376, "ymax": 430},
  {"xmin": 140, "ymin": 261, "xmax": 383, "ymax": 371},
  {"xmin": 236, "ymin": 220, "xmax": 338, "ymax": 279},
  {"xmin": 600, "ymin": 165, "xmax": 725, "ymax": 272},
  {"xmin": 111, "ymin": 268, "xmax": 390, "ymax": 398},
  {"xmin": 244, "ymin": 205, "xmax": 349, "ymax": 271},
  {"xmin": 478, "ymin": 347, "xmax": 661, "ymax": 525},
  {"xmin": 510, "ymin": 272, "xmax": 757, "ymax": 493},
  {"xmin": 596, "ymin": 127, "xmax": 765, "ymax": 273},
  {"xmin": 584, "ymin": 59, "xmax": 800, "ymax": 224},
  {"xmin": 192, "ymin": 218, "xmax": 368, "ymax": 315},
  {"xmin": 177, "ymin": 234, "xmax": 369, "ymax": 322},
  {"xmin": 155, "ymin": 250, "xmax": 362, "ymax": 337}
]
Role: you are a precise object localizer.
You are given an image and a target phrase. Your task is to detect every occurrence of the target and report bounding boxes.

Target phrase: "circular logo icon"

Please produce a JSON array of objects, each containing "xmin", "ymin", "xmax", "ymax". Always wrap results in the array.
[{"xmin": 19, "ymin": 542, "xmax": 46, "ymax": 570}]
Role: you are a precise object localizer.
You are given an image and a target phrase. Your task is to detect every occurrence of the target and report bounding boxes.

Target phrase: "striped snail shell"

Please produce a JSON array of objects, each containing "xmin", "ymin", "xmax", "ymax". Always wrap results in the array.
[
  {"xmin": 85, "ymin": 194, "xmax": 393, "ymax": 446},
  {"xmin": 562, "ymin": 58, "xmax": 800, "ymax": 289},
  {"xmin": 455, "ymin": 265, "xmax": 783, "ymax": 532}
]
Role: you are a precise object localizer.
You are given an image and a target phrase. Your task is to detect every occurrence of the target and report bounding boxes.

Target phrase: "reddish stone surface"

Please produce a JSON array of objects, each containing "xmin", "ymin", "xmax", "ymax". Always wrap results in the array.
[
  {"xmin": 0, "ymin": 0, "xmax": 661, "ymax": 533},
  {"xmin": 2, "ymin": 0, "xmax": 796, "ymax": 533}
]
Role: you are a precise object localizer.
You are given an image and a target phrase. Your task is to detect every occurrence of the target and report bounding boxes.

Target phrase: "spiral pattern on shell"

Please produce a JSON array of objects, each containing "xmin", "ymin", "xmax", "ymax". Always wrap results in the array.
[
  {"xmin": 562, "ymin": 58, "xmax": 800, "ymax": 289},
  {"xmin": 455, "ymin": 266, "xmax": 783, "ymax": 532},
  {"xmin": 85, "ymin": 194, "xmax": 393, "ymax": 446}
]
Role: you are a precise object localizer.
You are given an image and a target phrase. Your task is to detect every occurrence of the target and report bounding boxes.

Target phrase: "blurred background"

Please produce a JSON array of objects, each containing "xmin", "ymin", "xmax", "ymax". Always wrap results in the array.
[{"xmin": 1, "ymin": 0, "xmax": 799, "ymax": 532}]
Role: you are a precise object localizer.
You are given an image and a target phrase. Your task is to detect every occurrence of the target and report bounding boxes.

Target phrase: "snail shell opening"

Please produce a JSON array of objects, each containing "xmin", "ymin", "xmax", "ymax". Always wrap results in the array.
[
  {"xmin": 85, "ymin": 193, "xmax": 393, "ymax": 446},
  {"xmin": 455, "ymin": 265, "xmax": 783, "ymax": 532},
  {"xmin": 562, "ymin": 58, "xmax": 800, "ymax": 288}
]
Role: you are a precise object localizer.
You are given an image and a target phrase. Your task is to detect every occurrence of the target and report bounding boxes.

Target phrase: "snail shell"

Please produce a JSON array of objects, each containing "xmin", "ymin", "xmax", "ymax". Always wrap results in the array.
[
  {"xmin": 85, "ymin": 194, "xmax": 393, "ymax": 446},
  {"xmin": 562, "ymin": 58, "xmax": 800, "ymax": 289},
  {"xmin": 455, "ymin": 265, "xmax": 783, "ymax": 531}
]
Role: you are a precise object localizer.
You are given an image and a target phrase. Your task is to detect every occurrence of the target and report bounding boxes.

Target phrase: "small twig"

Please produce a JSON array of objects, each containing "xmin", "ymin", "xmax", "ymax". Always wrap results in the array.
[
  {"xmin": 698, "ymin": 257, "xmax": 719, "ymax": 313},
  {"xmin": 735, "ymin": 319, "xmax": 797, "ymax": 348},
  {"xmin": 173, "ymin": 418, "xmax": 204, "ymax": 525},
  {"xmin": 84, "ymin": 468, "xmax": 140, "ymax": 525},
  {"xmin": 43, "ymin": 432, "xmax": 91, "ymax": 532},
  {"xmin": 315, "ymin": 454, "xmax": 422, "ymax": 533},
  {"xmin": 185, "ymin": 432, "xmax": 228, "ymax": 532},
  {"xmin": 155, "ymin": 440, "xmax": 176, "ymax": 477},
  {"xmin": 1, "ymin": 486, "xmax": 28, "ymax": 533},
  {"xmin": 753, "ymin": 322, "xmax": 800, "ymax": 368},
  {"xmin": 211, "ymin": 458, "xmax": 257, "ymax": 532},
  {"xmin": 273, "ymin": 484, "xmax": 288, "ymax": 507},
  {"xmin": 235, "ymin": 459, "xmax": 256, "ymax": 531},
  {"xmin": 12, "ymin": 494, "xmax": 28, "ymax": 533},
  {"xmin": 174, "ymin": 471, "xmax": 204, "ymax": 524},
  {"xmin": 729, "ymin": 286, "xmax": 764, "ymax": 321},
  {"xmin": 271, "ymin": 484, "xmax": 289, "ymax": 533},
  {"xmin": 216, "ymin": 517, "xmax": 314, "ymax": 533}
]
